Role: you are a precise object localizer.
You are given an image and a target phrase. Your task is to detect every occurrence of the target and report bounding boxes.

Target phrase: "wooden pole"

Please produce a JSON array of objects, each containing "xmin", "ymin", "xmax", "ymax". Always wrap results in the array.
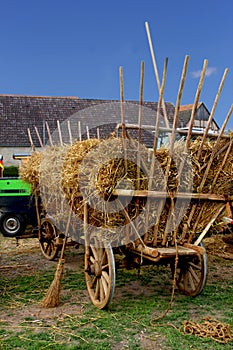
[
  {"xmin": 194, "ymin": 205, "xmax": 225, "ymax": 246},
  {"xmin": 145, "ymin": 21, "xmax": 170, "ymax": 130},
  {"xmin": 199, "ymin": 104, "xmax": 233, "ymax": 190},
  {"xmin": 211, "ymin": 138, "xmax": 233, "ymax": 189},
  {"xmin": 137, "ymin": 61, "xmax": 145, "ymax": 186},
  {"xmin": 27, "ymin": 128, "xmax": 35, "ymax": 151},
  {"xmin": 86, "ymin": 125, "xmax": 90, "ymax": 140},
  {"xmin": 138, "ymin": 61, "xmax": 144, "ymax": 145},
  {"xmin": 119, "ymin": 66, "xmax": 127, "ymax": 169},
  {"xmin": 34, "ymin": 126, "xmax": 44, "ymax": 148},
  {"xmin": 181, "ymin": 70, "xmax": 230, "ymax": 241},
  {"xmin": 185, "ymin": 104, "xmax": 233, "ymax": 243},
  {"xmin": 97, "ymin": 127, "xmax": 100, "ymax": 140},
  {"xmin": 78, "ymin": 121, "xmax": 82, "ymax": 141},
  {"xmin": 169, "ymin": 55, "xmax": 190, "ymax": 153},
  {"xmin": 67, "ymin": 120, "xmax": 73, "ymax": 145},
  {"xmin": 143, "ymin": 58, "xmax": 168, "ymax": 244},
  {"xmin": 149, "ymin": 57, "xmax": 168, "ymax": 188},
  {"xmin": 161, "ymin": 59, "xmax": 208, "ymax": 246},
  {"xmin": 119, "ymin": 66, "xmax": 126, "ymax": 139},
  {"xmin": 182, "ymin": 59, "xmax": 208, "ymax": 153},
  {"xmin": 197, "ymin": 68, "xmax": 228, "ymax": 159},
  {"xmin": 160, "ymin": 55, "xmax": 190, "ymax": 245},
  {"xmin": 57, "ymin": 120, "xmax": 63, "ymax": 146},
  {"xmin": 45, "ymin": 122, "xmax": 53, "ymax": 146}
]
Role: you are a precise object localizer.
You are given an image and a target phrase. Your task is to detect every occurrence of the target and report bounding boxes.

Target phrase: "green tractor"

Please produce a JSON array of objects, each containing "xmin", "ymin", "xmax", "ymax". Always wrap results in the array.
[{"xmin": 0, "ymin": 154, "xmax": 37, "ymax": 238}]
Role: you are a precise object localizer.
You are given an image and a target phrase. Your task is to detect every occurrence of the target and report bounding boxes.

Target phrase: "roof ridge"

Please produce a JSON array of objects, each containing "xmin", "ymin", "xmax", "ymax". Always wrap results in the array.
[{"xmin": 0, "ymin": 94, "xmax": 79, "ymax": 99}]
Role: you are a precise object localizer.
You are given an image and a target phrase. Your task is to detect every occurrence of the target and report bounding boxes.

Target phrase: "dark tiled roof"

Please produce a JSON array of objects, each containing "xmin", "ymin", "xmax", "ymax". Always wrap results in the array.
[{"xmin": 0, "ymin": 95, "xmax": 175, "ymax": 147}]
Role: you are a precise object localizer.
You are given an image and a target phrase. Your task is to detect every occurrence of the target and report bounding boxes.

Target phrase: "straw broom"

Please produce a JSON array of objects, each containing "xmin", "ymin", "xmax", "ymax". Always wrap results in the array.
[{"xmin": 41, "ymin": 206, "xmax": 73, "ymax": 308}]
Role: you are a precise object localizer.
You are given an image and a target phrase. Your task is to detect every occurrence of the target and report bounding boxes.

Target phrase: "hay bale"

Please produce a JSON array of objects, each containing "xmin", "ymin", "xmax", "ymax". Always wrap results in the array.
[
  {"xmin": 19, "ymin": 133, "xmax": 233, "ymax": 247},
  {"xmin": 19, "ymin": 151, "xmax": 42, "ymax": 194}
]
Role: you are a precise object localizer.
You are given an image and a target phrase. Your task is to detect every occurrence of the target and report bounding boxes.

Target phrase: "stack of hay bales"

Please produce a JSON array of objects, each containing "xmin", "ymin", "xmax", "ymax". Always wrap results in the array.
[{"xmin": 19, "ymin": 133, "xmax": 233, "ymax": 246}]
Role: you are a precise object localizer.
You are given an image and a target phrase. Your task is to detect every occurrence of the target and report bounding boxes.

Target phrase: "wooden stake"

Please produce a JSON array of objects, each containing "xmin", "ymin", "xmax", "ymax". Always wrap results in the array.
[
  {"xmin": 149, "ymin": 57, "xmax": 168, "ymax": 187},
  {"xmin": 182, "ymin": 59, "xmax": 208, "ymax": 153},
  {"xmin": 27, "ymin": 128, "xmax": 35, "ymax": 151},
  {"xmin": 67, "ymin": 120, "xmax": 73, "ymax": 144},
  {"xmin": 181, "ymin": 71, "xmax": 230, "ymax": 241},
  {"xmin": 119, "ymin": 66, "xmax": 127, "ymax": 172},
  {"xmin": 167, "ymin": 59, "xmax": 207, "ymax": 246},
  {"xmin": 199, "ymin": 104, "xmax": 233, "ymax": 191},
  {"xmin": 34, "ymin": 126, "xmax": 44, "ymax": 148},
  {"xmin": 197, "ymin": 68, "xmax": 228, "ymax": 159},
  {"xmin": 185, "ymin": 105, "xmax": 233, "ymax": 243},
  {"xmin": 78, "ymin": 121, "xmax": 82, "ymax": 141},
  {"xmin": 143, "ymin": 58, "xmax": 168, "ymax": 244},
  {"xmin": 145, "ymin": 21, "xmax": 170, "ymax": 130},
  {"xmin": 86, "ymin": 125, "xmax": 90, "ymax": 140},
  {"xmin": 138, "ymin": 61, "xmax": 144, "ymax": 145},
  {"xmin": 97, "ymin": 127, "xmax": 100, "ymax": 140},
  {"xmin": 194, "ymin": 205, "xmax": 225, "ymax": 246},
  {"xmin": 161, "ymin": 55, "xmax": 190, "ymax": 245},
  {"xmin": 57, "ymin": 120, "xmax": 63, "ymax": 146},
  {"xmin": 45, "ymin": 122, "xmax": 53, "ymax": 146}
]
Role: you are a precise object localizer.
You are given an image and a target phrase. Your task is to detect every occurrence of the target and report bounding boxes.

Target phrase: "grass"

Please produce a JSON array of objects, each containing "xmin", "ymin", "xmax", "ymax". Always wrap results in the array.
[{"xmin": 0, "ymin": 242, "xmax": 233, "ymax": 349}]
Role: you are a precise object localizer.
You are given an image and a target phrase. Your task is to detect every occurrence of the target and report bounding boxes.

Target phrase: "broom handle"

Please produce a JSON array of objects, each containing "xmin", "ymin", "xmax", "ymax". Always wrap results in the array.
[{"xmin": 60, "ymin": 207, "xmax": 73, "ymax": 259}]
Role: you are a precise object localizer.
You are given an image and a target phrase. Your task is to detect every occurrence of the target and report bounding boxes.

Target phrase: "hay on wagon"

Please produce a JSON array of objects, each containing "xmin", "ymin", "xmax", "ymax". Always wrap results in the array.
[{"xmin": 19, "ymin": 131, "xmax": 233, "ymax": 248}]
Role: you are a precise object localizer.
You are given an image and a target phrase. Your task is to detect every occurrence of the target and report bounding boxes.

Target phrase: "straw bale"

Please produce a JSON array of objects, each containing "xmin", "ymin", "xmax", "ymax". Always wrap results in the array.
[
  {"xmin": 19, "ymin": 151, "xmax": 42, "ymax": 194},
  {"xmin": 19, "ymin": 133, "xmax": 233, "ymax": 247}
]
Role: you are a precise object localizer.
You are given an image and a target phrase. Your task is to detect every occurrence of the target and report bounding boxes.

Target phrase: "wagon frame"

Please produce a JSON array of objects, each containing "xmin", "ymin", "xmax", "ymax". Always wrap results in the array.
[{"xmin": 20, "ymin": 23, "xmax": 233, "ymax": 310}]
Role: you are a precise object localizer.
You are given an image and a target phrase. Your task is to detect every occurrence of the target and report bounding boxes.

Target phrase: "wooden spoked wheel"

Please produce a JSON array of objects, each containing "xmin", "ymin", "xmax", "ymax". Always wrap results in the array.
[
  {"xmin": 39, "ymin": 218, "xmax": 60, "ymax": 261},
  {"xmin": 175, "ymin": 242, "xmax": 208, "ymax": 297},
  {"xmin": 85, "ymin": 239, "xmax": 115, "ymax": 309}
]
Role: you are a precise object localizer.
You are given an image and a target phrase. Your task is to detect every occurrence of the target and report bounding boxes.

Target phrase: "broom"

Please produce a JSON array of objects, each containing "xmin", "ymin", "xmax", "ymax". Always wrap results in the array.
[{"xmin": 41, "ymin": 208, "xmax": 72, "ymax": 308}]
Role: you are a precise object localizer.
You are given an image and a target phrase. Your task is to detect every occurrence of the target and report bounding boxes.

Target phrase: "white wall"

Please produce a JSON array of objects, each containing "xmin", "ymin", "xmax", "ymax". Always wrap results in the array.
[{"xmin": 0, "ymin": 147, "xmax": 35, "ymax": 166}]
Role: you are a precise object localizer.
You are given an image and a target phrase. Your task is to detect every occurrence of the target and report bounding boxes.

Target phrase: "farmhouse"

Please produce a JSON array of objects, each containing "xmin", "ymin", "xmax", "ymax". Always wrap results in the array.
[{"xmin": 0, "ymin": 94, "xmax": 219, "ymax": 165}]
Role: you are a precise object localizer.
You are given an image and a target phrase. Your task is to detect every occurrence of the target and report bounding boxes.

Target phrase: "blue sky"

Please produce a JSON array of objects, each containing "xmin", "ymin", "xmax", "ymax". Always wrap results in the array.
[{"xmin": 0, "ymin": 0, "xmax": 232, "ymax": 129}]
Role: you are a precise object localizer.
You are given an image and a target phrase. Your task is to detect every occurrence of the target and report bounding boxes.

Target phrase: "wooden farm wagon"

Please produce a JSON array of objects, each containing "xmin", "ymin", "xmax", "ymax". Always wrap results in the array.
[
  {"xmin": 20, "ymin": 117, "xmax": 233, "ymax": 310},
  {"xmin": 19, "ymin": 25, "xmax": 233, "ymax": 310}
]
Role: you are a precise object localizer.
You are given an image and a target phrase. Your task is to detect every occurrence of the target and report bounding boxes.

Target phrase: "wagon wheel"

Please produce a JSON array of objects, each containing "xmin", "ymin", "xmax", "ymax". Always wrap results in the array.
[
  {"xmin": 85, "ymin": 237, "xmax": 115, "ymax": 309},
  {"xmin": 173, "ymin": 242, "xmax": 208, "ymax": 297},
  {"xmin": 39, "ymin": 218, "xmax": 60, "ymax": 261}
]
